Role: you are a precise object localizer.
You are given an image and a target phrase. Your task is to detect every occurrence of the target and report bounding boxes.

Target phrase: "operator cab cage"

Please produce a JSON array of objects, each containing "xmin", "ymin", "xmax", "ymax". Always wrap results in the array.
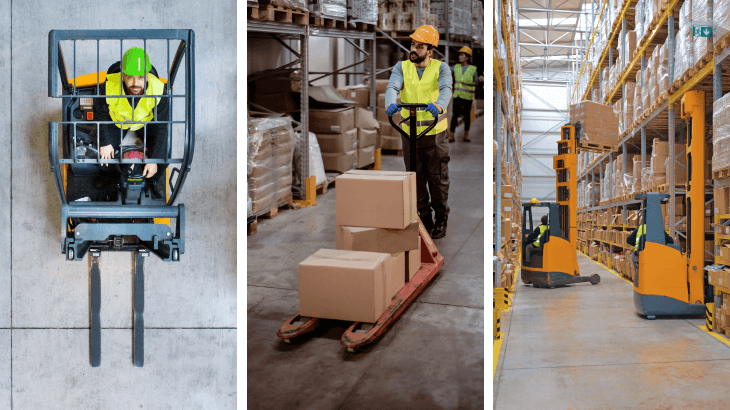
[
  {"xmin": 521, "ymin": 202, "xmax": 564, "ymax": 264},
  {"xmin": 48, "ymin": 29, "xmax": 195, "ymax": 262}
]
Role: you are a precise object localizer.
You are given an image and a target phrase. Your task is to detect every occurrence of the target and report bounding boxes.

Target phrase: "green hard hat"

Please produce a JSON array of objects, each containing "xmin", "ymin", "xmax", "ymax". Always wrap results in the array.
[{"xmin": 122, "ymin": 47, "xmax": 152, "ymax": 76}]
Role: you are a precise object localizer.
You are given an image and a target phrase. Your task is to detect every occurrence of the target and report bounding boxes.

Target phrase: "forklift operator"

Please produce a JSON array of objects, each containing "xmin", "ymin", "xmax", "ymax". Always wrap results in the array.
[
  {"xmin": 626, "ymin": 224, "xmax": 675, "ymax": 270},
  {"xmin": 385, "ymin": 25, "xmax": 453, "ymax": 239},
  {"xmin": 524, "ymin": 215, "xmax": 549, "ymax": 264},
  {"xmin": 93, "ymin": 47, "xmax": 169, "ymax": 199}
]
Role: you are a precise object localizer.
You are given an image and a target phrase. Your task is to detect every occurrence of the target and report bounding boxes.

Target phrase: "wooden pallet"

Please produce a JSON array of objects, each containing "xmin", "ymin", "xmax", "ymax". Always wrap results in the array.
[
  {"xmin": 257, "ymin": 198, "xmax": 295, "ymax": 219},
  {"xmin": 316, "ymin": 173, "xmax": 338, "ymax": 195},
  {"xmin": 310, "ymin": 15, "xmax": 347, "ymax": 29},
  {"xmin": 713, "ymin": 168, "xmax": 730, "ymax": 180},
  {"xmin": 249, "ymin": 4, "xmax": 309, "ymax": 25},
  {"xmin": 248, "ymin": 219, "xmax": 258, "ymax": 235},
  {"xmin": 346, "ymin": 19, "xmax": 375, "ymax": 31},
  {"xmin": 579, "ymin": 141, "xmax": 618, "ymax": 153},
  {"xmin": 714, "ymin": 33, "xmax": 730, "ymax": 55}
]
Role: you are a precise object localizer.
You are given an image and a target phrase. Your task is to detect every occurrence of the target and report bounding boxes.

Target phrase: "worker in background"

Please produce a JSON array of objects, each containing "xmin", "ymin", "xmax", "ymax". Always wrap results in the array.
[
  {"xmin": 626, "ymin": 223, "xmax": 675, "ymax": 271},
  {"xmin": 449, "ymin": 46, "xmax": 483, "ymax": 143},
  {"xmin": 93, "ymin": 47, "xmax": 169, "ymax": 200},
  {"xmin": 385, "ymin": 25, "xmax": 453, "ymax": 239},
  {"xmin": 524, "ymin": 215, "xmax": 549, "ymax": 264}
]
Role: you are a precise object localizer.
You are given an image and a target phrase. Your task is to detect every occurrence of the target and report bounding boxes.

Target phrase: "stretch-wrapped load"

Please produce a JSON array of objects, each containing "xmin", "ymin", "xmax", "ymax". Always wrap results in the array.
[
  {"xmin": 657, "ymin": 43, "xmax": 669, "ymax": 95},
  {"xmin": 633, "ymin": 77, "xmax": 642, "ymax": 124},
  {"xmin": 635, "ymin": 2, "xmax": 645, "ymax": 44},
  {"xmin": 641, "ymin": 60, "xmax": 652, "ymax": 112},
  {"xmin": 347, "ymin": 0, "xmax": 377, "ymax": 24},
  {"xmin": 309, "ymin": 0, "xmax": 347, "ymax": 19},
  {"xmin": 693, "ymin": 0, "xmax": 713, "ymax": 67},
  {"xmin": 266, "ymin": 0, "xmax": 308, "ymax": 11},
  {"xmin": 715, "ymin": 0, "xmax": 730, "ymax": 48},
  {"xmin": 713, "ymin": 92, "xmax": 730, "ymax": 172},
  {"xmin": 248, "ymin": 116, "xmax": 296, "ymax": 213},
  {"xmin": 624, "ymin": 82, "xmax": 637, "ymax": 129},
  {"xmin": 674, "ymin": 0, "xmax": 693, "ymax": 82}
]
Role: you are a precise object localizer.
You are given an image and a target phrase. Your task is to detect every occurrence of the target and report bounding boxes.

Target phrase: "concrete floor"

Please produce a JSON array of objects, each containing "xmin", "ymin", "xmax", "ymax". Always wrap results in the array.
[
  {"xmin": 1, "ymin": 2, "xmax": 236, "ymax": 408},
  {"xmin": 494, "ymin": 253, "xmax": 730, "ymax": 409},
  {"xmin": 248, "ymin": 117, "xmax": 485, "ymax": 409}
]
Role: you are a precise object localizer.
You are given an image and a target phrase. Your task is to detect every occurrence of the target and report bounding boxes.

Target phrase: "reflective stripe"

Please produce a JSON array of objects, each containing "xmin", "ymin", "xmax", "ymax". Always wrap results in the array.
[
  {"xmin": 453, "ymin": 65, "xmax": 477, "ymax": 100},
  {"xmin": 106, "ymin": 72, "xmax": 164, "ymax": 131}
]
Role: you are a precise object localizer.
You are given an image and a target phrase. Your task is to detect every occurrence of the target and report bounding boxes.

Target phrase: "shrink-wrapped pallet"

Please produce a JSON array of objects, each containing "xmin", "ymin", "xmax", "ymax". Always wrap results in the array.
[
  {"xmin": 379, "ymin": 12, "xmax": 395, "ymax": 30},
  {"xmin": 693, "ymin": 0, "xmax": 713, "ymax": 67},
  {"xmin": 309, "ymin": 0, "xmax": 347, "ymax": 19},
  {"xmin": 635, "ymin": 2, "xmax": 645, "ymax": 44},
  {"xmin": 394, "ymin": 12, "xmax": 412, "ymax": 31},
  {"xmin": 715, "ymin": 0, "xmax": 730, "ymax": 48},
  {"xmin": 248, "ymin": 116, "xmax": 296, "ymax": 212},
  {"xmin": 264, "ymin": 0, "xmax": 308, "ymax": 11},
  {"xmin": 633, "ymin": 78, "xmax": 643, "ymax": 124},
  {"xmin": 713, "ymin": 92, "xmax": 730, "ymax": 172},
  {"xmin": 614, "ymin": 99, "xmax": 623, "ymax": 134},
  {"xmin": 674, "ymin": 0, "xmax": 693, "ymax": 82},
  {"xmin": 642, "ymin": 62, "xmax": 651, "ymax": 112},
  {"xmin": 347, "ymin": 0, "xmax": 377, "ymax": 24},
  {"xmin": 657, "ymin": 43, "xmax": 669, "ymax": 95}
]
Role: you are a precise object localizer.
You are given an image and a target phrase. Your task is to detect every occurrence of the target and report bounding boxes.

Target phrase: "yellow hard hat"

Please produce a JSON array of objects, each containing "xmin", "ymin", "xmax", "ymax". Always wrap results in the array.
[
  {"xmin": 530, "ymin": 198, "xmax": 540, "ymax": 204},
  {"xmin": 458, "ymin": 46, "xmax": 472, "ymax": 56},
  {"xmin": 410, "ymin": 25, "xmax": 440, "ymax": 47}
]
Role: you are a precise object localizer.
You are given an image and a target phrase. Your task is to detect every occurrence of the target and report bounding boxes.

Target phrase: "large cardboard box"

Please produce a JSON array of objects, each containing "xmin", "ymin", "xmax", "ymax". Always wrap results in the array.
[
  {"xmin": 381, "ymin": 135, "xmax": 403, "ymax": 150},
  {"xmin": 335, "ymin": 170, "xmax": 417, "ymax": 229},
  {"xmin": 379, "ymin": 120, "xmax": 394, "ymax": 137},
  {"xmin": 358, "ymin": 128, "xmax": 378, "ymax": 147},
  {"xmin": 336, "ymin": 220, "xmax": 420, "ymax": 252},
  {"xmin": 377, "ymin": 94, "xmax": 387, "ymax": 121},
  {"xmin": 298, "ymin": 249, "xmax": 400, "ymax": 323},
  {"xmin": 406, "ymin": 241, "xmax": 421, "ymax": 281},
  {"xmin": 715, "ymin": 188, "xmax": 729, "ymax": 214},
  {"xmin": 316, "ymin": 128, "xmax": 358, "ymax": 153},
  {"xmin": 322, "ymin": 150, "xmax": 357, "ymax": 173},
  {"xmin": 309, "ymin": 108, "xmax": 355, "ymax": 134},
  {"xmin": 385, "ymin": 252, "xmax": 406, "ymax": 306},
  {"xmin": 569, "ymin": 100, "xmax": 620, "ymax": 148},
  {"xmin": 357, "ymin": 145, "xmax": 376, "ymax": 168},
  {"xmin": 354, "ymin": 107, "xmax": 379, "ymax": 130}
]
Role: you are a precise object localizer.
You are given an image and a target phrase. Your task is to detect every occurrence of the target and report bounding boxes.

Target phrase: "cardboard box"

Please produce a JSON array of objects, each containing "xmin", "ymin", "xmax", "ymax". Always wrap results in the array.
[
  {"xmin": 335, "ymin": 170, "xmax": 417, "ymax": 229},
  {"xmin": 722, "ymin": 245, "xmax": 730, "ymax": 263},
  {"xmin": 568, "ymin": 100, "xmax": 620, "ymax": 147},
  {"xmin": 316, "ymin": 128, "xmax": 358, "ymax": 153},
  {"xmin": 336, "ymin": 220, "xmax": 420, "ymax": 253},
  {"xmin": 322, "ymin": 150, "xmax": 357, "ymax": 173},
  {"xmin": 309, "ymin": 108, "xmax": 355, "ymax": 134},
  {"xmin": 385, "ymin": 252, "xmax": 406, "ymax": 306},
  {"xmin": 358, "ymin": 128, "xmax": 378, "ymax": 147},
  {"xmin": 336, "ymin": 85, "xmax": 370, "ymax": 106},
  {"xmin": 715, "ymin": 188, "xmax": 729, "ymax": 215},
  {"xmin": 298, "ymin": 249, "xmax": 398, "ymax": 323},
  {"xmin": 381, "ymin": 135, "xmax": 403, "ymax": 150},
  {"xmin": 501, "ymin": 185, "xmax": 514, "ymax": 200},
  {"xmin": 379, "ymin": 120, "xmax": 394, "ymax": 137},
  {"xmin": 354, "ymin": 107, "xmax": 379, "ymax": 130},
  {"xmin": 377, "ymin": 94, "xmax": 387, "ymax": 121},
  {"xmin": 406, "ymin": 241, "xmax": 421, "ymax": 281},
  {"xmin": 357, "ymin": 145, "xmax": 376, "ymax": 168}
]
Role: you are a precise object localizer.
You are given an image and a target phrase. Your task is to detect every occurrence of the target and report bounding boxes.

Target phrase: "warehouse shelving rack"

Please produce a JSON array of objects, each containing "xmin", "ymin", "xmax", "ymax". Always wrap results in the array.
[
  {"xmin": 568, "ymin": 0, "xmax": 725, "ymax": 272},
  {"xmin": 247, "ymin": 17, "xmax": 377, "ymax": 201}
]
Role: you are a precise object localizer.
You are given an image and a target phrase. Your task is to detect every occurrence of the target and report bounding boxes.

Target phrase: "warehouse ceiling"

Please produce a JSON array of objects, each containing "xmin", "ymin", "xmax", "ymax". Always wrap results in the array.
[{"xmin": 517, "ymin": 0, "xmax": 594, "ymax": 80}]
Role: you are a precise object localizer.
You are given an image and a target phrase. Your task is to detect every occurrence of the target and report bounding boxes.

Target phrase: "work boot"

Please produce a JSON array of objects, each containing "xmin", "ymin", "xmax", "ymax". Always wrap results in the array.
[
  {"xmin": 418, "ymin": 210, "xmax": 434, "ymax": 233},
  {"xmin": 149, "ymin": 179, "xmax": 166, "ymax": 201},
  {"xmin": 448, "ymin": 131, "xmax": 455, "ymax": 142},
  {"xmin": 431, "ymin": 215, "xmax": 448, "ymax": 239},
  {"xmin": 463, "ymin": 130, "xmax": 470, "ymax": 142}
]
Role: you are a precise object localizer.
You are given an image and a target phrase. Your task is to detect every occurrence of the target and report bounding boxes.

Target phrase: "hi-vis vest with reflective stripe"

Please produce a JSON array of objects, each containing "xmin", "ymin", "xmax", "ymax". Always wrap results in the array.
[
  {"xmin": 453, "ymin": 64, "xmax": 476, "ymax": 100},
  {"xmin": 534, "ymin": 224, "xmax": 549, "ymax": 247},
  {"xmin": 105, "ymin": 72, "xmax": 164, "ymax": 131},
  {"xmin": 400, "ymin": 59, "xmax": 448, "ymax": 136},
  {"xmin": 635, "ymin": 225, "xmax": 645, "ymax": 252}
]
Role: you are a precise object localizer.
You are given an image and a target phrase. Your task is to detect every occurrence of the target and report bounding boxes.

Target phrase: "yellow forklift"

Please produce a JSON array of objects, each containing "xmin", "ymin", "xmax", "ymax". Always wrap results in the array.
[
  {"xmin": 633, "ymin": 91, "xmax": 711, "ymax": 318},
  {"xmin": 520, "ymin": 124, "xmax": 600, "ymax": 288}
]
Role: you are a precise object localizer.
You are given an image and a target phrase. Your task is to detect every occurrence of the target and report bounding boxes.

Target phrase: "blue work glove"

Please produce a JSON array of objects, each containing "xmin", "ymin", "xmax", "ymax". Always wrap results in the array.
[
  {"xmin": 426, "ymin": 103, "xmax": 441, "ymax": 118},
  {"xmin": 386, "ymin": 103, "xmax": 399, "ymax": 117}
]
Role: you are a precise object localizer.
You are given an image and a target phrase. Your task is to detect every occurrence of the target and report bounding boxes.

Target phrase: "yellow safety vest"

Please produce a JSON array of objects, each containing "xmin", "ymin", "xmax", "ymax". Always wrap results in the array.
[
  {"xmin": 105, "ymin": 72, "xmax": 164, "ymax": 131},
  {"xmin": 534, "ymin": 224, "xmax": 549, "ymax": 247},
  {"xmin": 635, "ymin": 225, "xmax": 645, "ymax": 252},
  {"xmin": 453, "ymin": 64, "xmax": 476, "ymax": 100},
  {"xmin": 400, "ymin": 59, "xmax": 448, "ymax": 136}
]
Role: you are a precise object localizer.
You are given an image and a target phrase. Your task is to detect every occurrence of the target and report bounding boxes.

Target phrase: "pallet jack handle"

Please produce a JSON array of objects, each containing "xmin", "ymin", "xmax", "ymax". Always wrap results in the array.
[{"xmin": 388, "ymin": 103, "xmax": 439, "ymax": 173}]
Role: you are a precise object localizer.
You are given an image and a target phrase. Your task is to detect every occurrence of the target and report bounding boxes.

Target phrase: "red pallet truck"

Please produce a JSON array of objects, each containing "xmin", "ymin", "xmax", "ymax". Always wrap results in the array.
[{"xmin": 277, "ymin": 103, "xmax": 445, "ymax": 352}]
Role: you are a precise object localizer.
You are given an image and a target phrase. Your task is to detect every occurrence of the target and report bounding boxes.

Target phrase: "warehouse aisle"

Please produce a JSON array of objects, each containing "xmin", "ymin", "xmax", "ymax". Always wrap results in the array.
[
  {"xmin": 247, "ymin": 116, "xmax": 484, "ymax": 409},
  {"xmin": 494, "ymin": 253, "xmax": 730, "ymax": 409}
]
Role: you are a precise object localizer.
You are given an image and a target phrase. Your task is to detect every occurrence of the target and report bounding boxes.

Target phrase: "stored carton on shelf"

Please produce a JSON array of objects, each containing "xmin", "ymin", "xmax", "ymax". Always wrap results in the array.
[
  {"xmin": 358, "ymin": 128, "xmax": 378, "ymax": 147},
  {"xmin": 336, "ymin": 170, "xmax": 417, "ymax": 229},
  {"xmin": 309, "ymin": 108, "xmax": 355, "ymax": 134},
  {"xmin": 321, "ymin": 150, "xmax": 357, "ymax": 173},
  {"xmin": 316, "ymin": 129, "xmax": 358, "ymax": 153},
  {"xmin": 569, "ymin": 100, "xmax": 619, "ymax": 147},
  {"xmin": 354, "ymin": 107, "xmax": 380, "ymax": 130},
  {"xmin": 336, "ymin": 85, "xmax": 370, "ymax": 107},
  {"xmin": 298, "ymin": 249, "xmax": 401, "ymax": 323},
  {"xmin": 381, "ymin": 135, "xmax": 403, "ymax": 150},
  {"xmin": 357, "ymin": 145, "xmax": 376, "ymax": 168}
]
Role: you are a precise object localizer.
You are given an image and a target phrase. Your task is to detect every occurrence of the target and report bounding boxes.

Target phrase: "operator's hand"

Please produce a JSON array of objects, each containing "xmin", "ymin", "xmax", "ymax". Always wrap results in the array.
[
  {"xmin": 426, "ymin": 103, "xmax": 441, "ymax": 118},
  {"xmin": 478, "ymin": 75, "xmax": 484, "ymax": 83},
  {"xmin": 99, "ymin": 144, "xmax": 114, "ymax": 166},
  {"xmin": 143, "ymin": 163, "xmax": 157, "ymax": 178},
  {"xmin": 386, "ymin": 103, "xmax": 399, "ymax": 117}
]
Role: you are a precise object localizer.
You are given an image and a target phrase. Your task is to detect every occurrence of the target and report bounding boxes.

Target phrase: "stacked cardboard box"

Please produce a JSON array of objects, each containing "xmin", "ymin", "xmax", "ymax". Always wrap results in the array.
[
  {"xmin": 715, "ymin": 0, "xmax": 730, "ymax": 50},
  {"xmin": 248, "ymin": 116, "xmax": 296, "ymax": 215},
  {"xmin": 299, "ymin": 170, "xmax": 419, "ymax": 323},
  {"xmin": 312, "ymin": 108, "xmax": 358, "ymax": 173},
  {"xmin": 569, "ymin": 100, "xmax": 620, "ymax": 149}
]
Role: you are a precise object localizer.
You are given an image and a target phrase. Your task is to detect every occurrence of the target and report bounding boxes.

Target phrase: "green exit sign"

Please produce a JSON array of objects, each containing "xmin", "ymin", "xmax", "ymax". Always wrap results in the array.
[{"xmin": 693, "ymin": 26, "xmax": 713, "ymax": 37}]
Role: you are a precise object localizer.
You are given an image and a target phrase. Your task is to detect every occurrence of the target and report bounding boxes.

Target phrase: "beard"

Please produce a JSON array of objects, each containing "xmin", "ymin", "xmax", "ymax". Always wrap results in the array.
[{"xmin": 409, "ymin": 52, "xmax": 427, "ymax": 64}]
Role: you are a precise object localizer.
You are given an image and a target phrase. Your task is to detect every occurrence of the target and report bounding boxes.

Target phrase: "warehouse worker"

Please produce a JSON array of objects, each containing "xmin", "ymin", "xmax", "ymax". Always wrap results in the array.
[
  {"xmin": 384, "ymin": 25, "xmax": 453, "ymax": 239},
  {"xmin": 93, "ymin": 47, "xmax": 169, "ymax": 199},
  {"xmin": 449, "ymin": 46, "xmax": 483, "ymax": 143},
  {"xmin": 626, "ymin": 223, "xmax": 675, "ymax": 271},
  {"xmin": 524, "ymin": 215, "xmax": 549, "ymax": 264}
]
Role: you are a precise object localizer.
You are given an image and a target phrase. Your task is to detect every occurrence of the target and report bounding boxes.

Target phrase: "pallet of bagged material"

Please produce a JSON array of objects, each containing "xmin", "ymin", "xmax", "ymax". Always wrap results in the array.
[
  {"xmin": 249, "ymin": 4, "xmax": 309, "ymax": 25},
  {"xmin": 257, "ymin": 199, "xmax": 295, "ymax": 219}
]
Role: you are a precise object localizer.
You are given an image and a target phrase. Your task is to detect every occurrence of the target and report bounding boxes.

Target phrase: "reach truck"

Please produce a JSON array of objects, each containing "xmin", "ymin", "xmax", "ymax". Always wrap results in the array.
[
  {"xmin": 48, "ymin": 29, "xmax": 195, "ymax": 366},
  {"xmin": 277, "ymin": 103, "xmax": 444, "ymax": 352}
]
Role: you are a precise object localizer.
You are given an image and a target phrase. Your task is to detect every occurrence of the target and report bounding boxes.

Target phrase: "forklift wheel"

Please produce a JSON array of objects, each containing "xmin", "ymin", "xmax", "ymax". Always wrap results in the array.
[
  {"xmin": 172, "ymin": 249, "xmax": 179, "ymax": 262},
  {"xmin": 590, "ymin": 274, "xmax": 601, "ymax": 285},
  {"xmin": 67, "ymin": 248, "xmax": 74, "ymax": 261}
]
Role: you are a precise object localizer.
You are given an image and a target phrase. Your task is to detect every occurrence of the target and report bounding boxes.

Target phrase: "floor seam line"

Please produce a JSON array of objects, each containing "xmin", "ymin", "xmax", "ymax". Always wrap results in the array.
[
  {"xmin": 501, "ymin": 357, "xmax": 730, "ymax": 371},
  {"xmin": 419, "ymin": 301, "xmax": 484, "ymax": 309},
  {"xmin": 441, "ymin": 216, "xmax": 484, "ymax": 271},
  {"xmin": 247, "ymin": 284, "xmax": 297, "ymax": 291}
]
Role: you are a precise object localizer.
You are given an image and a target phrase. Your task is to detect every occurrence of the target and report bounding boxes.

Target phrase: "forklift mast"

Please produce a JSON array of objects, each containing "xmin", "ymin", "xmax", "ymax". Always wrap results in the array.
[{"xmin": 555, "ymin": 124, "xmax": 579, "ymax": 250}]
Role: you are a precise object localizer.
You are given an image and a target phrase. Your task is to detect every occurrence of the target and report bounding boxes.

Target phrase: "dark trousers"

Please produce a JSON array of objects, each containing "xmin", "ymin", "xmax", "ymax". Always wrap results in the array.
[
  {"xmin": 631, "ymin": 252, "xmax": 639, "ymax": 272},
  {"xmin": 525, "ymin": 243, "xmax": 539, "ymax": 263},
  {"xmin": 401, "ymin": 130, "xmax": 450, "ymax": 217},
  {"xmin": 449, "ymin": 97, "xmax": 473, "ymax": 132}
]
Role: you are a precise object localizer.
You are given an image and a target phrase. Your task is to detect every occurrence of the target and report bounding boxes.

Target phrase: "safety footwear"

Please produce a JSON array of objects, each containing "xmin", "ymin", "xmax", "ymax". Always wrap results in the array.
[
  {"xmin": 463, "ymin": 130, "xmax": 470, "ymax": 142},
  {"xmin": 419, "ymin": 210, "xmax": 434, "ymax": 233},
  {"xmin": 448, "ymin": 131, "xmax": 455, "ymax": 142},
  {"xmin": 150, "ymin": 179, "xmax": 166, "ymax": 200},
  {"xmin": 431, "ymin": 215, "xmax": 448, "ymax": 239}
]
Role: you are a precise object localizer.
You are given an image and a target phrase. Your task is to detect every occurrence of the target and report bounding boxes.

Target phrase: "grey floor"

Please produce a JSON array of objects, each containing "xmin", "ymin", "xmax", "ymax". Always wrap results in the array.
[
  {"xmin": 494, "ymin": 253, "xmax": 730, "ymax": 409},
  {"xmin": 248, "ymin": 117, "xmax": 485, "ymax": 409},
  {"xmin": 1, "ymin": 2, "xmax": 236, "ymax": 408}
]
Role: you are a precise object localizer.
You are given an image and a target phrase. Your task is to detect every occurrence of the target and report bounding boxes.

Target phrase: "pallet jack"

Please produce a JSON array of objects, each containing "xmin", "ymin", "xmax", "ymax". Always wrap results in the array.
[
  {"xmin": 633, "ymin": 90, "xmax": 711, "ymax": 319},
  {"xmin": 48, "ymin": 29, "xmax": 195, "ymax": 366},
  {"xmin": 520, "ymin": 123, "xmax": 600, "ymax": 288},
  {"xmin": 277, "ymin": 103, "xmax": 444, "ymax": 352}
]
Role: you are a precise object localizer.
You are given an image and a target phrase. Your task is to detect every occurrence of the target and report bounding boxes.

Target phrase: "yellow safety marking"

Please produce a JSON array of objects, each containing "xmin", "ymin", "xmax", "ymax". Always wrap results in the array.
[
  {"xmin": 698, "ymin": 326, "xmax": 730, "ymax": 348},
  {"xmin": 493, "ymin": 338, "xmax": 503, "ymax": 377}
]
